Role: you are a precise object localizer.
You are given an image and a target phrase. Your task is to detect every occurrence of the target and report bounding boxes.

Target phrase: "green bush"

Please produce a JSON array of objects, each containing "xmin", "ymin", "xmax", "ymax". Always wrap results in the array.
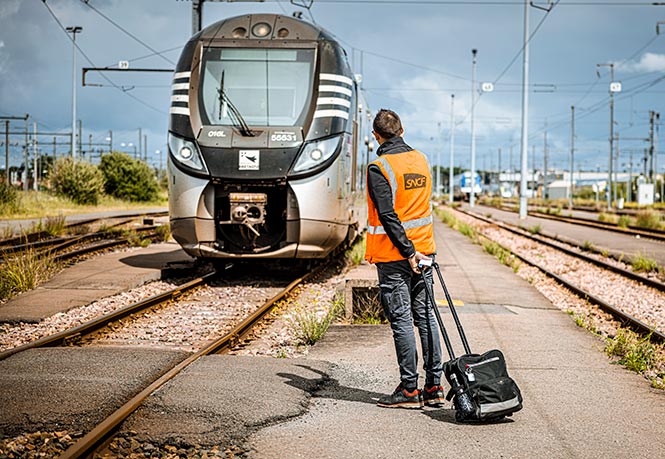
[
  {"xmin": 0, "ymin": 179, "xmax": 18, "ymax": 213},
  {"xmin": 49, "ymin": 157, "xmax": 104, "ymax": 205},
  {"xmin": 100, "ymin": 152, "xmax": 160, "ymax": 202}
]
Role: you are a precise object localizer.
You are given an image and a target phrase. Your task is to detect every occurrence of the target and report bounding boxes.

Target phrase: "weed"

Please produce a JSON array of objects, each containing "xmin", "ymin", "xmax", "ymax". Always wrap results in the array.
[
  {"xmin": 287, "ymin": 296, "xmax": 342, "ymax": 345},
  {"xmin": 600, "ymin": 249, "xmax": 609, "ymax": 257},
  {"xmin": 635, "ymin": 210, "xmax": 663, "ymax": 230},
  {"xmin": 345, "ymin": 234, "xmax": 366, "ymax": 266},
  {"xmin": 0, "ymin": 180, "xmax": 18, "ymax": 214},
  {"xmin": 43, "ymin": 215, "xmax": 66, "ymax": 236},
  {"xmin": 632, "ymin": 252, "xmax": 660, "ymax": 273},
  {"xmin": 275, "ymin": 348, "xmax": 288, "ymax": 358},
  {"xmin": 352, "ymin": 287, "xmax": 385, "ymax": 324},
  {"xmin": 617, "ymin": 215, "xmax": 631, "ymax": 228},
  {"xmin": 482, "ymin": 240, "xmax": 518, "ymax": 271},
  {"xmin": 123, "ymin": 230, "xmax": 151, "ymax": 248},
  {"xmin": 0, "ymin": 248, "xmax": 60, "ymax": 299},
  {"xmin": 527, "ymin": 224, "xmax": 542, "ymax": 235},
  {"xmin": 605, "ymin": 329, "xmax": 656, "ymax": 373},
  {"xmin": 1, "ymin": 226, "xmax": 14, "ymax": 240},
  {"xmin": 457, "ymin": 221, "xmax": 476, "ymax": 239},
  {"xmin": 581, "ymin": 240, "xmax": 595, "ymax": 252},
  {"xmin": 435, "ymin": 208, "xmax": 457, "ymax": 228},
  {"xmin": 154, "ymin": 224, "xmax": 172, "ymax": 243},
  {"xmin": 485, "ymin": 213, "xmax": 493, "ymax": 219},
  {"xmin": 598, "ymin": 212, "xmax": 617, "ymax": 224}
]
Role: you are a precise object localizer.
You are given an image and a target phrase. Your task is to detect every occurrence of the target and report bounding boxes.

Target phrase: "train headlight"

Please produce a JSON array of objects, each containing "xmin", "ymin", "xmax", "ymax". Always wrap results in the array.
[
  {"xmin": 252, "ymin": 22, "xmax": 272, "ymax": 38},
  {"xmin": 291, "ymin": 135, "xmax": 342, "ymax": 174},
  {"xmin": 168, "ymin": 133, "xmax": 208, "ymax": 173}
]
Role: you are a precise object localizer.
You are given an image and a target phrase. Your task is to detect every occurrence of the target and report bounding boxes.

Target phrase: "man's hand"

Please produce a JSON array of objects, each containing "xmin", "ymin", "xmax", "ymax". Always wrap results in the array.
[{"xmin": 408, "ymin": 252, "xmax": 431, "ymax": 274}]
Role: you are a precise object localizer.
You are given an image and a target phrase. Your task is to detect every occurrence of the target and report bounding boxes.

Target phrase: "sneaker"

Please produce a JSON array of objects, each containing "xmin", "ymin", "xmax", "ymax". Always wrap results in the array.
[
  {"xmin": 422, "ymin": 384, "xmax": 446, "ymax": 407},
  {"xmin": 377, "ymin": 384, "xmax": 423, "ymax": 409}
]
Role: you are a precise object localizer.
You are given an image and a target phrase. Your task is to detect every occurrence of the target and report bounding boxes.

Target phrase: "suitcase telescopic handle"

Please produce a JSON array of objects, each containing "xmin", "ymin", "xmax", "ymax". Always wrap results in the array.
[
  {"xmin": 421, "ymin": 262, "xmax": 456, "ymax": 360},
  {"xmin": 432, "ymin": 261, "xmax": 472, "ymax": 355}
]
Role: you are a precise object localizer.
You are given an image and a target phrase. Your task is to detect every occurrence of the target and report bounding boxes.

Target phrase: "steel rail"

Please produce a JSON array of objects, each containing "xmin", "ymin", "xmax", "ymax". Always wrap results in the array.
[
  {"xmin": 58, "ymin": 264, "xmax": 324, "ymax": 459},
  {"xmin": 527, "ymin": 210, "xmax": 665, "ymax": 241},
  {"xmin": 0, "ymin": 210, "xmax": 168, "ymax": 247},
  {"xmin": 0, "ymin": 272, "xmax": 215, "ymax": 362},
  {"xmin": 0, "ymin": 220, "xmax": 138, "ymax": 259},
  {"xmin": 495, "ymin": 203, "xmax": 665, "ymax": 241},
  {"xmin": 459, "ymin": 208, "xmax": 665, "ymax": 292},
  {"xmin": 449, "ymin": 207, "xmax": 665, "ymax": 342},
  {"xmin": 53, "ymin": 227, "xmax": 159, "ymax": 263}
]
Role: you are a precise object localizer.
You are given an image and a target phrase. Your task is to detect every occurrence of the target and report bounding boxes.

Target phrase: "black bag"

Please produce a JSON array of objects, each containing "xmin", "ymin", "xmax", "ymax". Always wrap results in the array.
[{"xmin": 420, "ymin": 261, "xmax": 523, "ymax": 422}]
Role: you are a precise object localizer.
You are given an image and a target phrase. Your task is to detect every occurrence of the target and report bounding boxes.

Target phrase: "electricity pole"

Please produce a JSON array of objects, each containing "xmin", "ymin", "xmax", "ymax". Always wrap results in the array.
[
  {"xmin": 569, "ymin": 105, "xmax": 575, "ymax": 208},
  {"xmin": 449, "ymin": 94, "xmax": 456, "ymax": 205},
  {"xmin": 470, "ymin": 49, "xmax": 478, "ymax": 208},
  {"xmin": 543, "ymin": 120, "xmax": 548, "ymax": 200},
  {"xmin": 519, "ymin": 0, "xmax": 530, "ymax": 219},
  {"xmin": 436, "ymin": 122, "xmax": 441, "ymax": 198},
  {"xmin": 66, "ymin": 26, "xmax": 82, "ymax": 159},
  {"xmin": 597, "ymin": 62, "xmax": 618, "ymax": 209},
  {"xmin": 3, "ymin": 120, "xmax": 8, "ymax": 181}
]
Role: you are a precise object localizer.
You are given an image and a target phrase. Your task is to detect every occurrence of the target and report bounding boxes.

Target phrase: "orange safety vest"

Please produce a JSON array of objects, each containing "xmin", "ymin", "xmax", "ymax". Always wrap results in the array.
[{"xmin": 365, "ymin": 149, "xmax": 435, "ymax": 263}]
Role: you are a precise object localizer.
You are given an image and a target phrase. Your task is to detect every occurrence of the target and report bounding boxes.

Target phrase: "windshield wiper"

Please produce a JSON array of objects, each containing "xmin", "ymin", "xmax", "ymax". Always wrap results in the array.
[{"xmin": 217, "ymin": 72, "xmax": 255, "ymax": 137}]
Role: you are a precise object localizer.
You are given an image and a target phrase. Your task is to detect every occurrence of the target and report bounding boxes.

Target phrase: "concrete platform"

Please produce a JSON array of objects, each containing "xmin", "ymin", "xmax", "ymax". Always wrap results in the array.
[
  {"xmin": 0, "ymin": 241, "xmax": 192, "ymax": 323},
  {"xmin": 0, "ymin": 347, "xmax": 188, "ymax": 437}
]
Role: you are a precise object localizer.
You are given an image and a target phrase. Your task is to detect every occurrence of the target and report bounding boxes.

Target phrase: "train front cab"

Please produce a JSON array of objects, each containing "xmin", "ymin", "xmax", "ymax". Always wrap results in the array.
[{"xmin": 168, "ymin": 14, "xmax": 369, "ymax": 260}]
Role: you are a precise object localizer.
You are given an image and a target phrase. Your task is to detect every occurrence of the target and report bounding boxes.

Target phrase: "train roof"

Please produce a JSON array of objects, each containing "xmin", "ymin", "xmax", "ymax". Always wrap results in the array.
[{"xmin": 198, "ymin": 14, "xmax": 336, "ymax": 43}]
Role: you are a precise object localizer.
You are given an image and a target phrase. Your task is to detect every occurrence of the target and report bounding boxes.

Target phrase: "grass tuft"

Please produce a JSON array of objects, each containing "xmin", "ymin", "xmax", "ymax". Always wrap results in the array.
[
  {"xmin": 527, "ymin": 224, "xmax": 542, "ymax": 235},
  {"xmin": 345, "ymin": 234, "xmax": 366, "ymax": 266},
  {"xmin": 605, "ymin": 329, "xmax": 656, "ymax": 373},
  {"xmin": 154, "ymin": 224, "xmax": 172, "ymax": 243},
  {"xmin": 617, "ymin": 215, "xmax": 631, "ymax": 228},
  {"xmin": 352, "ymin": 288, "xmax": 385, "ymax": 324},
  {"xmin": 482, "ymin": 240, "xmax": 520, "ymax": 272},
  {"xmin": 632, "ymin": 252, "xmax": 660, "ymax": 274},
  {"xmin": 0, "ymin": 248, "xmax": 61, "ymax": 299},
  {"xmin": 635, "ymin": 210, "xmax": 663, "ymax": 230},
  {"xmin": 287, "ymin": 294, "xmax": 344, "ymax": 345}
]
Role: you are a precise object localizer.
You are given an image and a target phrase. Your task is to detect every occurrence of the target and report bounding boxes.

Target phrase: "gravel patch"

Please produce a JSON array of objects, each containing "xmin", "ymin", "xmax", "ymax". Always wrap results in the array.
[{"xmin": 0, "ymin": 281, "xmax": 182, "ymax": 352}]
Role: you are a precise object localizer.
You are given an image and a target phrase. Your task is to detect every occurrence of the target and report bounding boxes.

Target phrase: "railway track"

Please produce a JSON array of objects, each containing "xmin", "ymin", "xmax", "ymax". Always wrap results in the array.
[
  {"xmin": 0, "ymin": 261, "xmax": 326, "ymax": 458},
  {"xmin": 493, "ymin": 203, "xmax": 665, "ymax": 241},
  {"xmin": 448, "ymin": 206, "xmax": 665, "ymax": 342},
  {"xmin": 0, "ymin": 210, "xmax": 168, "ymax": 249}
]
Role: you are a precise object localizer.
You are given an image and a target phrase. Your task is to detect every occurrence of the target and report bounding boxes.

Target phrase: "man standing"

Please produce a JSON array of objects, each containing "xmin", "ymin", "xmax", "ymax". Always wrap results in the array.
[{"xmin": 366, "ymin": 109, "xmax": 444, "ymax": 409}]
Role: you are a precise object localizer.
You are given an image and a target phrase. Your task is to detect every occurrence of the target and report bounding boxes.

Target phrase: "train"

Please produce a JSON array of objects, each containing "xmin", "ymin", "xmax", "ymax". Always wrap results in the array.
[
  {"xmin": 167, "ymin": 14, "xmax": 371, "ymax": 260},
  {"xmin": 454, "ymin": 172, "xmax": 482, "ymax": 201}
]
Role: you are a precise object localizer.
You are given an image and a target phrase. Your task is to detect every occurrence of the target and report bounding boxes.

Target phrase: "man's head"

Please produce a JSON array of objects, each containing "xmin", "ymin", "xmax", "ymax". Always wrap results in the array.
[{"xmin": 372, "ymin": 109, "xmax": 403, "ymax": 144}]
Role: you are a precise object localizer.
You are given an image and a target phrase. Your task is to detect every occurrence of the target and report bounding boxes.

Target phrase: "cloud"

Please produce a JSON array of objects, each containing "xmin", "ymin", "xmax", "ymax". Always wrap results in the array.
[
  {"xmin": 0, "ymin": 0, "xmax": 20, "ymax": 19},
  {"xmin": 617, "ymin": 52, "xmax": 665, "ymax": 73}
]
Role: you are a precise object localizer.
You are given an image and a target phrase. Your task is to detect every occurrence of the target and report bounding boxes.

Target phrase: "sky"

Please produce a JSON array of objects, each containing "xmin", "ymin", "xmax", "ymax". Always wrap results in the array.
[{"xmin": 1, "ymin": 0, "xmax": 664, "ymax": 176}]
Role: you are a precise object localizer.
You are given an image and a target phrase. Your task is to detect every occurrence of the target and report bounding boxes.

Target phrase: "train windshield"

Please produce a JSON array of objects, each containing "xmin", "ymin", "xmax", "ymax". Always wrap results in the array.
[{"xmin": 199, "ymin": 48, "xmax": 315, "ymax": 127}]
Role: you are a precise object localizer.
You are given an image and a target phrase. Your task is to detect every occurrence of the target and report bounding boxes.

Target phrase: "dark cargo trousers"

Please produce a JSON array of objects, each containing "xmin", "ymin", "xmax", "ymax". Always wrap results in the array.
[{"xmin": 376, "ymin": 258, "xmax": 443, "ymax": 390}]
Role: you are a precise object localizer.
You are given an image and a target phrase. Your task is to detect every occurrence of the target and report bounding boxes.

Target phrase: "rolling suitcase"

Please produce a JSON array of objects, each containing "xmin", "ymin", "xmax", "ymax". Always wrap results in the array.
[{"xmin": 420, "ymin": 260, "xmax": 523, "ymax": 422}]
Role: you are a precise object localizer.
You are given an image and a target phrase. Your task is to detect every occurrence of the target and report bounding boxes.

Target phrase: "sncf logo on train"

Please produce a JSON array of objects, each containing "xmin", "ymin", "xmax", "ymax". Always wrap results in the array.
[{"xmin": 404, "ymin": 173, "xmax": 427, "ymax": 190}]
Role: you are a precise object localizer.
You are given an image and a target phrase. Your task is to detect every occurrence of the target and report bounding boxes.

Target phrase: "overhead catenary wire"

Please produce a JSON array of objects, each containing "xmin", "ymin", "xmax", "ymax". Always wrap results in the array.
[
  {"xmin": 40, "ymin": 0, "xmax": 168, "ymax": 115},
  {"xmin": 80, "ymin": 0, "xmax": 176, "ymax": 66}
]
